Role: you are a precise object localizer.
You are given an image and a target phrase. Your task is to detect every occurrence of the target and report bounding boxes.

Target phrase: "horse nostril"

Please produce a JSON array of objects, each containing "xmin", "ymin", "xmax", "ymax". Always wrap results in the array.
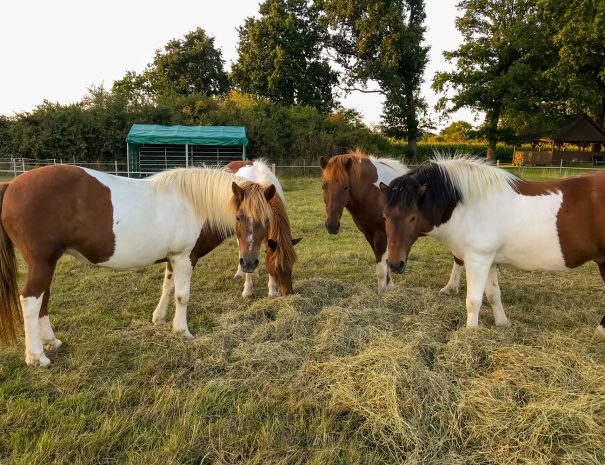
[
  {"xmin": 253, "ymin": 259, "xmax": 259, "ymax": 267},
  {"xmin": 239, "ymin": 258, "xmax": 244, "ymax": 266}
]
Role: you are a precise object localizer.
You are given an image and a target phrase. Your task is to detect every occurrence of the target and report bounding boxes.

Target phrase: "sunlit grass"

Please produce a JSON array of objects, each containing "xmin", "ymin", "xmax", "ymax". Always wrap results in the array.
[{"xmin": 0, "ymin": 175, "xmax": 604, "ymax": 464}]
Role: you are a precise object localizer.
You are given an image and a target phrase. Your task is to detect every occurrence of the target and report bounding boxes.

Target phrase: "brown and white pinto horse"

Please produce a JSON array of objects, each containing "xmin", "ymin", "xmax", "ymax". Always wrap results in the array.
[
  {"xmin": 0, "ymin": 165, "xmax": 275, "ymax": 366},
  {"xmin": 320, "ymin": 150, "xmax": 463, "ymax": 293},
  {"xmin": 382, "ymin": 155, "xmax": 605, "ymax": 333},
  {"xmin": 152, "ymin": 159, "xmax": 300, "ymax": 306}
]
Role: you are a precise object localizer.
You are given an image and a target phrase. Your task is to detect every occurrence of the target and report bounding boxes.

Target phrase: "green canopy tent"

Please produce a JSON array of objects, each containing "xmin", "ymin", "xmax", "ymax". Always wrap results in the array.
[{"xmin": 125, "ymin": 124, "xmax": 248, "ymax": 176}]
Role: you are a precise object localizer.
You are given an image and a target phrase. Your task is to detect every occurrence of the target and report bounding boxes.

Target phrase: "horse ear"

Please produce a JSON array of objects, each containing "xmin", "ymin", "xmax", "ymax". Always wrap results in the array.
[
  {"xmin": 292, "ymin": 237, "xmax": 302, "ymax": 246},
  {"xmin": 344, "ymin": 157, "xmax": 353, "ymax": 170},
  {"xmin": 264, "ymin": 184, "xmax": 276, "ymax": 201},
  {"xmin": 379, "ymin": 182, "xmax": 390, "ymax": 193},
  {"xmin": 232, "ymin": 182, "xmax": 245, "ymax": 201},
  {"xmin": 267, "ymin": 238, "xmax": 278, "ymax": 250},
  {"xmin": 417, "ymin": 184, "xmax": 427, "ymax": 198},
  {"xmin": 319, "ymin": 157, "xmax": 328, "ymax": 170}
]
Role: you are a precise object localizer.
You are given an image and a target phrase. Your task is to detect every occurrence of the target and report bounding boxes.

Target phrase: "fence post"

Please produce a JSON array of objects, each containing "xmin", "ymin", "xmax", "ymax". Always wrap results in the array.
[
  {"xmin": 22, "ymin": 159, "xmax": 25, "ymax": 173},
  {"xmin": 496, "ymin": 160, "xmax": 500, "ymax": 168},
  {"xmin": 73, "ymin": 156, "xmax": 76, "ymax": 165},
  {"xmin": 53, "ymin": 158, "xmax": 56, "ymax": 165},
  {"xmin": 272, "ymin": 163, "xmax": 276, "ymax": 175},
  {"xmin": 303, "ymin": 159, "xmax": 306, "ymax": 176},
  {"xmin": 12, "ymin": 158, "xmax": 16, "ymax": 178},
  {"xmin": 115, "ymin": 160, "xmax": 118, "ymax": 176}
]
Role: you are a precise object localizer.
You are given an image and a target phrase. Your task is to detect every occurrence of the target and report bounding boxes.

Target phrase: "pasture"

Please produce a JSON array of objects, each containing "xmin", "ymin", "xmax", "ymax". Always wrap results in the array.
[{"xmin": 1, "ymin": 174, "xmax": 605, "ymax": 465}]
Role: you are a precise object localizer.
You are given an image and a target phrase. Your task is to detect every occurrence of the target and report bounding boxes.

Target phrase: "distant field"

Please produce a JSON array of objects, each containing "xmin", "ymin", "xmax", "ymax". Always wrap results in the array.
[{"xmin": 1, "ymin": 175, "xmax": 604, "ymax": 464}]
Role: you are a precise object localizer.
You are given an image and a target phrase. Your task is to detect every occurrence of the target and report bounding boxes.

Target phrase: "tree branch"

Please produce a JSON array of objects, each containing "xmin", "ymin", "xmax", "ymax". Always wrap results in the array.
[{"xmin": 335, "ymin": 84, "xmax": 386, "ymax": 95}]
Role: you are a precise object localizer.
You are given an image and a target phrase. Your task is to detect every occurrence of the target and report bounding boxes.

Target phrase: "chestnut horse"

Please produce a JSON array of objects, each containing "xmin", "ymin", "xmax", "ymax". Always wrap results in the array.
[
  {"xmin": 152, "ymin": 160, "xmax": 300, "ymax": 306},
  {"xmin": 320, "ymin": 151, "xmax": 463, "ymax": 293},
  {"xmin": 0, "ymin": 165, "xmax": 275, "ymax": 366},
  {"xmin": 381, "ymin": 155, "xmax": 605, "ymax": 334}
]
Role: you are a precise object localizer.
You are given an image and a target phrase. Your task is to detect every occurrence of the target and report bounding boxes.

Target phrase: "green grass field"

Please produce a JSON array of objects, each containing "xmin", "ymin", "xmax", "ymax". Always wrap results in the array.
[{"xmin": 1, "ymin": 174, "xmax": 605, "ymax": 464}]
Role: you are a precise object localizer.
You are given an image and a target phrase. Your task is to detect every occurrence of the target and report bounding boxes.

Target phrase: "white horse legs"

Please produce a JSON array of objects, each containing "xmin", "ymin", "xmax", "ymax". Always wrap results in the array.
[
  {"xmin": 40, "ymin": 315, "xmax": 62, "ymax": 350},
  {"xmin": 376, "ymin": 251, "xmax": 394, "ymax": 293},
  {"xmin": 464, "ymin": 256, "xmax": 492, "ymax": 328},
  {"xmin": 268, "ymin": 274, "xmax": 279, "ymax": 296},
  {"xmin": 242, "ymin": 272, "xmax": 254, "ymax": 298},
  {"xmin": 440, "ymin": 261, "xmax": 464, "ymax": 295},
  {"xmin": 153, "ymin": 259, "xmax": 194, "ymax": 338},
  {"xmin": 171, "ymin": 256, "xmax": 194, "ymax": 339},
  {"xmin": 484, "ymin": 264, "xmax": 510, "ymax": 327},
  {"xmin": 21, "ymin": 294, "xmax": 50, "ymax": 367},
  {"xmin": 152, "ymin": 263, "xmax": 174, "ymax": 324}
]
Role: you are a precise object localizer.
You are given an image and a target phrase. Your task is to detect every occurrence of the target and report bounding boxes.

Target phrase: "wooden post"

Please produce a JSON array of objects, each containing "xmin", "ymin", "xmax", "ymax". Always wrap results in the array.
[
  {"xmin": 22, "ymin": 159, "xmax": 25, "ymax": 173},
  {"xmin": 272, "ymin": 163, "xmax": 276, "ymax": 175},
  {"xmin": 12, "ymin": 158, "xmax": 16, "ymax": 178},
  {"xmin": 115, "ymin": 160, "xmax": 118, "ymax": 175},
  {"xmin": 560, "ymin": 158, "xmax": 563, "ymax": 177}
]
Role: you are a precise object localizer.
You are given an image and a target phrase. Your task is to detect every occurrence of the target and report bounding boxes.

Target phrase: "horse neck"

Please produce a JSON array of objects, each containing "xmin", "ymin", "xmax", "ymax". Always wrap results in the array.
[{"xmin": 346, "ymin": 160, "xmax": 384, "ymax": 227}]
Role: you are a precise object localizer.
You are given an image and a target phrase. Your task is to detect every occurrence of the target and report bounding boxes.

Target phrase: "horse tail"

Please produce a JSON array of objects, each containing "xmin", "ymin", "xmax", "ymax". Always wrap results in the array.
[{"xmin": 0, "ymin": 183, "xmax": 21, "ymax": 344}]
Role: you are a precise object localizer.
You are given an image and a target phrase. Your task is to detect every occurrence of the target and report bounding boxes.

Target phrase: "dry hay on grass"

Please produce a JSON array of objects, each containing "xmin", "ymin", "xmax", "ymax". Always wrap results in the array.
[{"xmin": 2, "ymin": 223, "xmax": 605, "ymax": 464}]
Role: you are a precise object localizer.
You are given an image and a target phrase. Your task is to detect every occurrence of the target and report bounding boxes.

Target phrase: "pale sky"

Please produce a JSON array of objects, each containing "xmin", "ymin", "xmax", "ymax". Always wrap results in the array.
[{"xmin": 0, "ymin": 0, "xmax": 477, "ymax": 130}]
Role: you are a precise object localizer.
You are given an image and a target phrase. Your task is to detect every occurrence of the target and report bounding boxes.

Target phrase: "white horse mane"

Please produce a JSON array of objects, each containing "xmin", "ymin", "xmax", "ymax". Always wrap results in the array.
[
  {"xmin": 369, "ymin": 155, "xmax": 409, "ymax": 175},
  {"xmin": 431, "ymin": 154, "xmax": 518, "ymax": 203},
  {"xmin": 148, "ymin": 168, "xmax": 242, "ymax": 236}
]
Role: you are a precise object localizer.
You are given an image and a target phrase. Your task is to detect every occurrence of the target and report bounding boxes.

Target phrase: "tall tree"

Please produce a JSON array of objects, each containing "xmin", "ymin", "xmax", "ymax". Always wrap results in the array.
[
  {"xmin": 540, "ymin": 0, "xmax": 605, "ymax": 128},
  {"xmin": 231, "ymin": 0, "xmax": 337, "ymax": 113},
  {"xmin": 147, "ymin": 28, "xmax": 230, "ymax": 97},
  {"xmin": 433, "ymin": 0, "xmax": 555, "ymax": 160},
  {"xmin": 319, "ymin": 0, "xmax": 429, "ymax": 160}
]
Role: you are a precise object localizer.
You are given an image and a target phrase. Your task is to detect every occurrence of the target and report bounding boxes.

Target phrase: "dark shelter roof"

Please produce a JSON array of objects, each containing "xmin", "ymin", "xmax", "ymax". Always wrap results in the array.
[
  {"xmin": 552, "ymin": 114, "xmax": 605, "ymax": 144},
  {"xmin": 126, "ymin": 124, "xmax": 248, "ymax": 146}
]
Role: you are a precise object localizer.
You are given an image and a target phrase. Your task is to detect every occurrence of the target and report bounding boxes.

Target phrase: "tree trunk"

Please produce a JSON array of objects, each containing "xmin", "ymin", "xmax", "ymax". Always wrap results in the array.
[
  {"xmin": 485, "ymin": 109, "xmax": 500, "ymax": 162},
  {"xmin": 405, "ymin": 90, "xmax": 418, "ymax": 163},
  {"xmin": 408, "ymin": 136, "xmax": 418, "ymax": 162}
]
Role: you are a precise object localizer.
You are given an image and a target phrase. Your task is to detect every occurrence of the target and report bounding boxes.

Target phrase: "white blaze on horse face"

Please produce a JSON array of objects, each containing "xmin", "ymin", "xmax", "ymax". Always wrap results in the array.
[
  {"xmin": 21, "ymin": 293, "xmax": 51, "ymax": 367},
  {"xmin": 247, "ymin": 218, "xmax": 255, "ymax": 252}
]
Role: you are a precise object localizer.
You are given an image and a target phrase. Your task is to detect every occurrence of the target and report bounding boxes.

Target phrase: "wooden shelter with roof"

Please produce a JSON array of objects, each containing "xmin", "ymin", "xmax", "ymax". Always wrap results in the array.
[{"xmin": 513, "ymin": 114, "xmax": 605, "ymax": 166}]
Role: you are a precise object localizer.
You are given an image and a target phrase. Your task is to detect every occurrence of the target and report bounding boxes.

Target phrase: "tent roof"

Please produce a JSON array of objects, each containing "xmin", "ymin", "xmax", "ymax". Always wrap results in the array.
[{"xmin": 126, "ymin": 124, "xmax": 248, "ymax": 146}]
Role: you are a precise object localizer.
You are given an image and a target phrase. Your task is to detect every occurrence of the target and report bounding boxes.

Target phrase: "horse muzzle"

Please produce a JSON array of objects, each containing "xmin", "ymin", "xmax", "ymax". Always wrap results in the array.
[
  {"xmin": 325, "ymin": 220, "xmax": 341, "ymax": 235},
  {"xmin": 388, "ymin": 259, "xmax": 406, "ymax": 274},
  {"xmin": 240, "ymin": 257, "xmax": 259, "ymax": 273}
]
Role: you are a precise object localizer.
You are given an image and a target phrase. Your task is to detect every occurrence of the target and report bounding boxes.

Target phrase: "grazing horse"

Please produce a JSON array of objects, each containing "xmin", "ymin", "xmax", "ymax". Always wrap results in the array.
[
  {"xmin": 152, "ymin": 160, "xmax": 300, "ymax": 303},
  {"xmin": 0, "ymin": 165, "xmax": 275, "ymax": 366},
  {"xmin": 320, "ymin": 150, "xmax": 463, "ymax": 293},
  {"xmin": 381, "ymin": 155, "xmax": 605, "ymax": 334}
]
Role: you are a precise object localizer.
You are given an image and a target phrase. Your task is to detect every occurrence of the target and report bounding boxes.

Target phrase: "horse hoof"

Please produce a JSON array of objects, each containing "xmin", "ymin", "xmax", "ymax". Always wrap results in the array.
[
  {"xmin": 44, "ymin": 338, "xmax": 63, "ymax": 350},
  {"xmin": 439, "ymin": 286, "xmax": 458, "ymax": 296},
  {"xmin": 175, "ymin": 329, "xmax": 194, "ymax": 340},
  {"xmin": 25, "ymin": 353, "xmax": 51, "ymax": 367},
  {"xmin": 495, "ymin": 319, "xmax": 511, "ymax": 328}
]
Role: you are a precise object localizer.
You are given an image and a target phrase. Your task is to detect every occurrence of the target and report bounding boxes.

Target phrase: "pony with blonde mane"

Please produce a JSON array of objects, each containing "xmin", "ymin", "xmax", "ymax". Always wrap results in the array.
[
  {"xmin": 151, "ymin": 160, "xmax": 300, "ymax": 302},
  {"xmin": 0, "ymin": 165, "xmax": 275, "ymax": 366},
  {"xmin": 320, "ymin": 150, "xmax": 463, "ymax": 293},
  {"xmin": 382, "ymin": 155, "xmax": 605, "ymax": 333}
]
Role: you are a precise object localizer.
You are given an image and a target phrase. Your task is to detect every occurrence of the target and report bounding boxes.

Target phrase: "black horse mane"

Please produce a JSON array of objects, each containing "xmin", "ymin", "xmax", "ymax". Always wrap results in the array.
[{"xmin": 385, "ymin": 162, "xmax": 462, "ymax": 225}]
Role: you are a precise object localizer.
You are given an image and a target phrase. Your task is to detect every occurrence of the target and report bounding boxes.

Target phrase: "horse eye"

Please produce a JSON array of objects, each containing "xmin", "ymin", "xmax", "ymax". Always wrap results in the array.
[
  {"xmin": 322, "ymin": 184, "xmax": 327, "ymax": 190},
  {"xmin": 265, "ymin": 218, "xmax": 270, "ymax": 225},
  {"xmin": 410, "ymin": 216, "xmax": 416, "ymax": 223},
  {"xmin": 236, "ymin": 214, "xmax": 242, "ymax": 222},
  {"xmin": 344, "ymin": 186, "xmax": 348, "ymax": 191}
]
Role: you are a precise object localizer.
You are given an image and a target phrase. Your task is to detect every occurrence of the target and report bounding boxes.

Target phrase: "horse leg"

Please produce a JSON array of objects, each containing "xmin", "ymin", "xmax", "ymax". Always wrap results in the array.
[
  {"xmin": 39, "ymin": 287, "xmax": 62, "ymax": 350},
  {"xmin": 464, "ymin": 254, "xmax": 493, "ymax": 328},
  {"xmin": 267, "ymin": 274, "xmax": 278, "ymax": 297},
  {"xmin": 152, "ymin": 262, "xmax": 174, "ymax": 325},
  {"xmin": 373, "ymin": 232, "xmax": 393, "ymax": 293},
  {"xmin": 596, "ymin": 263, "xmax": 605, "ymax": 336},
  {"xmin": 242, "ymin": 272, "xmax": 254, "ymax": 298},
  {"xmin": 484, "ymin": 264, "xmax": 510, "ymax": 327},
  {"xmin": 21, "ymin": 259, "xmax": 56, "ymax": 366},
  {"xmin": 440, "ymin": 257, "xmax": 464, "ymax": 296},
  {"xmin": 170, "ymin": 255, "xmax": 194, "ymax": 339}
]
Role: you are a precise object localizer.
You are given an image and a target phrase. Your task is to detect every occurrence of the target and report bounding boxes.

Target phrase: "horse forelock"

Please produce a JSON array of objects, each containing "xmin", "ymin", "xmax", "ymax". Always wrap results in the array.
[
  {"xmin": 323, "ymin": 153, "xmax": 365, "ymax": 184},
  {"xmin": 230, "ymin": 181, "xmax": 273, "ymax": 224}
]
